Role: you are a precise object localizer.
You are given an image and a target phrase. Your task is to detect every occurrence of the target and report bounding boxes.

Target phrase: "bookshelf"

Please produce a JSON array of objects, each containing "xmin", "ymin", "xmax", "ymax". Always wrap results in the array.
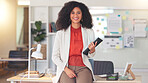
[{"xmin": 29, "ymin": 0, "xmax": 57, "ymax": 73}]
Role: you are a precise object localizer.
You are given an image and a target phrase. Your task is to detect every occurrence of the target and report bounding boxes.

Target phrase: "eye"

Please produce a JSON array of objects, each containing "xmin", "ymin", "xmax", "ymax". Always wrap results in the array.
[
  {"xmin": 71, "ymin": 11, "xmax": 75, "ymax": 14},
  {"xmin": 77, "ymin": 11, "xmax": 81, "ymax": 14}
]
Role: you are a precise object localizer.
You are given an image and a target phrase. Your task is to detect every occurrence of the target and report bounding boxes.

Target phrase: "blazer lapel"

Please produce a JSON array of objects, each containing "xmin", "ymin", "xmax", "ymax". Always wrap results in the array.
[
  {"xmin": 81, "ymin": 27, "xmax": 88, "ymax": 51},
  {"xmin": 81, "ymin": 27, "xmax": 88, "ymax": 59},
  {"xmin": 65, "ymin": 26, "xmax": 71, "ymax": 61}
]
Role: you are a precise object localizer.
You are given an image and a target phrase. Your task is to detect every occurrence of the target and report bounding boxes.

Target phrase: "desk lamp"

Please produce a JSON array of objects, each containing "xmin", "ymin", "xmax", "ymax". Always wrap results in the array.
[{"xmin": 28, "ymin": 44, "xmax": 43, "ymax": 78}]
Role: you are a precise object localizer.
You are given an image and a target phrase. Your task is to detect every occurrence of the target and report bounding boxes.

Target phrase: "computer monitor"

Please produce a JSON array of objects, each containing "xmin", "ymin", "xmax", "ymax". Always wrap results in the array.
[{"xmin": 123, "ymin": 63, "xmax": 135, "ymax": 80}]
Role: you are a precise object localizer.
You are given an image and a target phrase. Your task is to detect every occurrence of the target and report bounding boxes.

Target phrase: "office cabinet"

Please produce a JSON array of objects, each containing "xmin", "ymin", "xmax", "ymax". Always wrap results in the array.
[{"xmin": 29, "ymin": 0, "xmax": 56, "ymax": 73}]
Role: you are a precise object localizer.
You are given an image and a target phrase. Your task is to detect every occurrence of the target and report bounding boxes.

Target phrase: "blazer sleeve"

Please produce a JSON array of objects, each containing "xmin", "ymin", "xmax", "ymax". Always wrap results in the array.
[
  {"xmin": 87, "ymin": 29, "xmax": 96, "ymax": 58},
  {"xmin": 52, "ymin": 31, "xmax": 65, "ymax": 69}
]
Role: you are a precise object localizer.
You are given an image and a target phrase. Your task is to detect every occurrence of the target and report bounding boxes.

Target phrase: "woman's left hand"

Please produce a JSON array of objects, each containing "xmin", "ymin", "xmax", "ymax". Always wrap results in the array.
[{"xmin": 88, "ymin": 41, "xmax": 97, "ymax": 54}]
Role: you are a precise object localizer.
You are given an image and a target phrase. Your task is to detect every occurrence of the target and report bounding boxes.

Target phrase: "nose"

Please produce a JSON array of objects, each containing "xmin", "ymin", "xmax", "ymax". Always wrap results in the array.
[
  {"xmin": 74, "ymin": 14, "xmax": 79, "ymax": 17},
  {"xmin": 73, "ymin": 13, "xmax": 78, "ymax": 16}
]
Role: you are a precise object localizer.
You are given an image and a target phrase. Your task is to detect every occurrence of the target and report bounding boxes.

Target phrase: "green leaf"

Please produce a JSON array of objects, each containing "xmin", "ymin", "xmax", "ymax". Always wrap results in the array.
[
  {"xmin": 40, "ymin": 29, "xmax": 46, "ymax": 32},
  {"xmin": 34, "ymin": 36, "xmax": 41, "ymax": 42},
  {"xmin": 31, "ymin": 28, "xmax": 37, "ymax": 34},
  {"xmin": 35, "ymin": 21, "xmax": 42, "ymax": 30},
  {"xmin": 40, "ymin": 34, "xmax": 46, "ymax": 39}
]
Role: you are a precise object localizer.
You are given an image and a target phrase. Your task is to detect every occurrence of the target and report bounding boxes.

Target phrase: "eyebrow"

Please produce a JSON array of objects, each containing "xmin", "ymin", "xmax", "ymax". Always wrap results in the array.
[{"xmin": 71, "ymin": 10, "xmax": 81, "ymax": 12}]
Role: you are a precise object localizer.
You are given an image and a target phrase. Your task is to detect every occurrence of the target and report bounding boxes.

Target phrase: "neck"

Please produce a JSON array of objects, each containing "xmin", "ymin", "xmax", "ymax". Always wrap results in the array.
[{"xmin": 71, "ymin": 23, "xmax": 81, "ymax": 29}]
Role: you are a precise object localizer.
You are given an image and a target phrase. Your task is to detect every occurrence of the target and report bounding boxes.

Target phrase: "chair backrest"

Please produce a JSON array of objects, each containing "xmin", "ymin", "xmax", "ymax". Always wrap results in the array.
[
  {"xmin": 94, "ymin": 61, "xmax": 114, "ymax": 75},
  {"xmin": 8, "ymin": 50, "xmax": 28, "ymax": 68}
]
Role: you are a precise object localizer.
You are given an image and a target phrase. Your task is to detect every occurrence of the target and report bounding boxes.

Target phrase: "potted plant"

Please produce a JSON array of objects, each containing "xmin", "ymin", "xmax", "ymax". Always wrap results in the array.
[
  {"xmin": 31, "ymin": 21, "xmax": 46, "ymax": 43},
  {"xmin": 31, "ymin": 21, "xmax": 46, "ymax": 59}
]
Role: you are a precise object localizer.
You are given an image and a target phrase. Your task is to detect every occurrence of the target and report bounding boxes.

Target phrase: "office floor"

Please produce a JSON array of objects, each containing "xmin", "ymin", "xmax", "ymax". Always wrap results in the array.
[{"xmin": 0, "ymin": 69, "xmax": 26, "ymax": 83}]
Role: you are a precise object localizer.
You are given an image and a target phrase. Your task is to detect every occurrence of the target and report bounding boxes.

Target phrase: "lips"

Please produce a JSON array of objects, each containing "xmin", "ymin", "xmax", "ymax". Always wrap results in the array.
[{"xmin": 73, "ymin": 17, "xmax": 79, "ymax": 20}]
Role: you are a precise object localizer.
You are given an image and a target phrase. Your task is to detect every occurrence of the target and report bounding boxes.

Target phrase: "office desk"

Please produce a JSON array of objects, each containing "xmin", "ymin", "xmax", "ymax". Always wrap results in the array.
[
  {"xmin": 94, "ymin": 75, "xmax": 141, "ymax": 83},
  {"xmin": 0, "ymin": 58, "xmax": 29, "ymax": 69},
  {"xmin": 7, "ymin": 76, "xmax": 52, "ymax": 83},
  {"xmin": 7, "ymin": 75, "xmax": 141, "ymax": 83},
  {"xmin": 0, "ymin": 58, "xmax": 29, "ymax": 61}
]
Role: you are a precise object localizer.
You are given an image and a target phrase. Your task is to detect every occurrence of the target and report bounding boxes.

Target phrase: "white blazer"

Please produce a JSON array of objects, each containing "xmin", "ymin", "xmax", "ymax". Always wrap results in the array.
[{"xmin": 52, "ymin": 25, "xmax": 96, "ymax": 83}]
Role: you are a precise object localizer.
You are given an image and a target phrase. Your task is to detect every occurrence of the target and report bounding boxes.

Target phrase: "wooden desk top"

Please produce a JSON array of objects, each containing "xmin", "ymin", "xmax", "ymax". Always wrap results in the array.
[
  {"xmin": 94, "ymin": 75, "xmax": 142, "ymax": 83},
  {"xmin": 7, "ymin": 75, "xmax": 141, "ymax": 83},
  {"xmin": 0, "ymin": 58, "xmax": 34, "ymax": 61},
  {"xmin": 7, "ymin": 75, "xmax": 52, "ymax": 82}
]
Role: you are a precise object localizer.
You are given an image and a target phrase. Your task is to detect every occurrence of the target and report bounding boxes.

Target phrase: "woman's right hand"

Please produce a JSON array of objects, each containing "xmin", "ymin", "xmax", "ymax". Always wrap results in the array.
[{"xmin": 64, "ymin": 66, "xmax": 77, "ymax": 78}]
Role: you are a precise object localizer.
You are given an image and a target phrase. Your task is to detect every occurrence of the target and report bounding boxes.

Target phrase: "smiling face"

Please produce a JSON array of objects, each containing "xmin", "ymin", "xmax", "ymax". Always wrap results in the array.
[{"xmin": 70, "ymin": 7, "xmax": 82, "ymax": 25}]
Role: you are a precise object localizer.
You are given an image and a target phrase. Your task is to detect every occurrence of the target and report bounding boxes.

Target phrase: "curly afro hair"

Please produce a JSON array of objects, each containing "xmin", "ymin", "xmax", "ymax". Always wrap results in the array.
[{"xmin": 56, "ymin": 1, "xmax": 93, "ymax": 30}]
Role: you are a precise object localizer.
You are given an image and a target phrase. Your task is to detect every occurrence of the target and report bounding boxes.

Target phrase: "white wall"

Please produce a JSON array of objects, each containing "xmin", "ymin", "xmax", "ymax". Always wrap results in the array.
[
  {"xmin": 47, "ymin": 0, "xmax": 148, "ymax": 9},
  {"xmin": 0, "ymin": 0, "xmax": 17, "ymax": 58},
  {"xmin": 30, "ymin": 0, "xmax": 148, "ymax": 9},
  {"xmin": 94, "ymin": 9, "xmax": 148, "ymax": 69},
  {"xmin": 48, "ymin": 7, "xmax": 61, "ymax": 22}
]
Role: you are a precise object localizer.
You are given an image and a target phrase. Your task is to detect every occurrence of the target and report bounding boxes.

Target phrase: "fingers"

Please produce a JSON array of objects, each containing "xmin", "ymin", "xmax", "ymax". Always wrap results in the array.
[
  {"xmin": 88, "ymin": 42, "xmax": 94, "ymax": 48},
  {"xmin": 94, "ymin": 41, "xmax": 97, "ymax": 46},
  {"xmin": 69, "ymin": 72, "xmax": 77, "ymax": 78},
  {"xmin": 89, "ymin": 42, "xmax": 96, "ymax": 49},
  {"xmin": 71, "ymin": 70, "xmax": 77, "ymax": 77},
  {"xmin": 69, "ymin": 74, "xmax": 74, "ymax": 78},
  {"xmin": 89, "ymin": 48, "xmax": 95, "ymax": 54},
  {"xmin": 71, "ymin": 72, "xmax": 77, "ymax": 78},
  {"xmin": 92, "ymin": 41, "xmax": 97, "ymax": 47},
  {"xmin": 88, "ymin": 42, "xmax": 96, "ymax": 54},
  {"xmin": 64, "ymin": 67, "xmax": 77, "ymax": 78},
  {"xmin": 89, "ymin": 42, "xmax": 94, "ymax": 45}
]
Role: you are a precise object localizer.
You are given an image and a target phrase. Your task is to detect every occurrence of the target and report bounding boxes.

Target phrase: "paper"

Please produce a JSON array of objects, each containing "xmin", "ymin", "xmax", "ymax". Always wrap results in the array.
[
  {"xmin": 119, "ymin": 37, "xmax": 123, "ymax": 40},
  {"xmin": 125, "ymin": 11, "xmax": 129, "ymax": 15},
  {"xmin": 102, "ymin": 31, "xmax": 104, "ymax": 34},
  {"xmin": 98, "ymin": 74, "xmax": 107, "ymax": 78},
  {"xmin": 97, "ymin": 18, "xmax": 99, "ymax": 20},
  {"xmin": 124, "ymin": 34, "xmax": 134, "ymax": 48},
  {"xmin": 107, "ymin": 14, "xmax": 122, "ymax": 34},
  {"xmin": 118, "ymin": 28, "xmax": 122, "ymax": 32},
  {"xmin": 104, "ymin": 27, "xmax": 107, "ymax": 30},
  {"xmin": 128, "ymin": 17, "xmax": 133, "ymax": 21},
  {"xmin": 105, "ymin": 14, "xmax": 109, "ymax": 17},
  {"xmin": 132, "ymin": 21, "xmax": 135, "ymax": 24},
  {"xmin": 133, "ymin": 19, "xmax": 147, "ymax": 37},
  {"xmin": 134, "ymin": 24, "xmax": 147, "ymax": 37},
  {"xmin": 134, "ymin": 19, "xmax": 147, "ymax": 23},
  {"xmin": 103, "ymin": 35, "xmax": 123, "ymax": 49},
  {"xmin": 145, "ymin": 27, "xmax": 148, "ymax": 31},
  {"xmin": 124, "ymin": 27, "xmax": 129, "ymax": 31},
  {"xmin": 122, "ymin": 16, "xmax": 126, "ymax": 20},
  {"xmin": 101, "ymin": 18, "xmax": 104, "ymax": 21},
  {"xmin": 115, "ymin": 45, "xmax": 120, "ymax": 49}
]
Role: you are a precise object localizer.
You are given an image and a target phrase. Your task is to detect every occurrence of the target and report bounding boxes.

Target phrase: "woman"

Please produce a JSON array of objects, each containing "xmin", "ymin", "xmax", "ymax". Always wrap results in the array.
[{"xmin": 52, "ymin": 1, "xmax": 97, "ymax": 83}]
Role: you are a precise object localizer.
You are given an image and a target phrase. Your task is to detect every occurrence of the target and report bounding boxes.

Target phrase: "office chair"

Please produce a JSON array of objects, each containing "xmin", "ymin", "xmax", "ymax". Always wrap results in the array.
[
  {"xmin": 4, "ymin": 50, "xmax": 28, "ymax": 75},
  {"xmin": 93, "ymin": 61, "xmax": 114, "ymax": 75}
]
